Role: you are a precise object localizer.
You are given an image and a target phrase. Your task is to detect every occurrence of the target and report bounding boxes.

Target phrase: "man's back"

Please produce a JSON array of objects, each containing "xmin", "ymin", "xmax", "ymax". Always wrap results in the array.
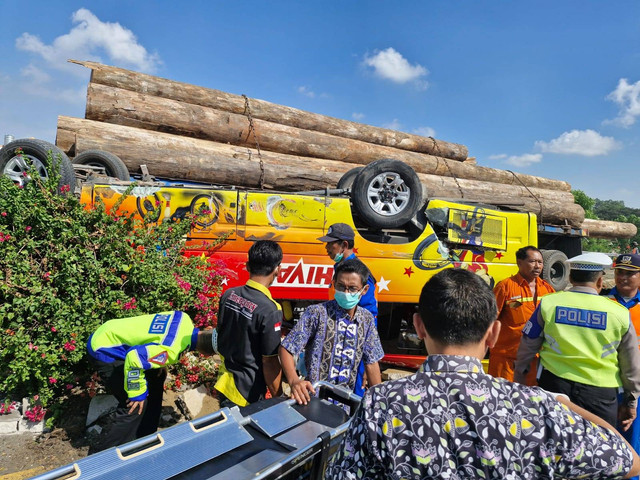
[
  {"xmin": 215, "ymin": 280, "xmax": 282, "ymax": 405},
  {"xmin": 326, "ymin": 354, "xmax": 633, "ymax": 479}
]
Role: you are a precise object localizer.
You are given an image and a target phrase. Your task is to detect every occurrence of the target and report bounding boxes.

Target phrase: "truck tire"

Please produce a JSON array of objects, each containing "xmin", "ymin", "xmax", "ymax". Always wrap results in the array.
[
  {"xmin": 541, "ymin": 249, "xmax": 569, "ymax": 291},
  {"xmin": 0, "ymin": 139, "xmax": 75, "ymax": 192},
  {"xmin": 73, "ymin": 150, "xmax": 130, "ymax": 181},
  {"xmin": 351, "ymin": 159, "xmax": 423, "ymax": 229},
  {"xmin": 337, "ymin": 167, "xmax": 362, "ymax": 190}
]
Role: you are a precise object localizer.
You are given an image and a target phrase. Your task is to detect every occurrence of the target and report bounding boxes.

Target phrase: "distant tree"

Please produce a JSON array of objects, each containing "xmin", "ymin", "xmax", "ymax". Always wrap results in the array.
[
  {"xmin": 572, "ymin": 190, "xmax": 597, "ymax": 219},
  {"xmin": 594, "ymin": 199, "xmax": 628, "ymax": 221}
]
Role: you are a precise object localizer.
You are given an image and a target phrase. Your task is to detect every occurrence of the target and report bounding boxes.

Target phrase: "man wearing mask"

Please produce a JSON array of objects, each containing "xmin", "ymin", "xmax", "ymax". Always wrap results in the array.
[
  {"xmin": 215, "ymin": 240, "xmax": 284, "ymax": 408},
  {"xmin": 317, "ymin": 223, "xmax": 377, "ymax": 396},
  {"xmin": 279, "ymin": 259, "xmax": 384, "ymax": 405}
]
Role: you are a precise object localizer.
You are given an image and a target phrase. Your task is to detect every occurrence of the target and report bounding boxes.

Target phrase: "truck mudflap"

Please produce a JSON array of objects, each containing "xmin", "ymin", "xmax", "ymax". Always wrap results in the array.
[{"xmin": 30, "ymin": 382, "xmax": 361, "ymax": 480}]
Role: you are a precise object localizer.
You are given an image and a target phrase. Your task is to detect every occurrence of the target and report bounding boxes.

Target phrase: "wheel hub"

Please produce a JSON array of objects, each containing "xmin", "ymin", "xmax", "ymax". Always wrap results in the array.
[
  {"xmin": 366, "ymin": 171, "xmax": 411, "ymax": 217},
  {"xmin": 3, "ymin": 153, "xmax": 48, "ymax": 187}
]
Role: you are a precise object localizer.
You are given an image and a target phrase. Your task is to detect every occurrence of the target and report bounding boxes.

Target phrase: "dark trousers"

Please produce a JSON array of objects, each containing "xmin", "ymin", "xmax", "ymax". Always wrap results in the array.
[
  {"xmin": 90, "ymin": 359, "xmax": 167, "ymax": 453},
  {"xmin": 538, "ymin": 368, "xmax": 618, "ymax": 426}
]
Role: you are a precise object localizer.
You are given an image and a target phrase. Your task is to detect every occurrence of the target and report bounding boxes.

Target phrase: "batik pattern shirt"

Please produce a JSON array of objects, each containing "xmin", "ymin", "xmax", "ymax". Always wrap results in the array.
[
  {"xmin": 326, "ymin": 355, "xmax": 634, "ymax": 479},
  {"xmin": 281, "ymin": 300, "xmax": 383, "ymax": 391}
]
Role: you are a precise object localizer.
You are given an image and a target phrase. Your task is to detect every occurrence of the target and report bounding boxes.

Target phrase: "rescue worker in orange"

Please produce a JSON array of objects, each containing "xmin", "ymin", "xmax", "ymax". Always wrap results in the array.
[
  {"xmin": 609, "ymin": 253, "xmax": 640, "ymax": 474},
  {"xmin": 488, "ymin": 246, "xmax": 554, "ymax": 384}
]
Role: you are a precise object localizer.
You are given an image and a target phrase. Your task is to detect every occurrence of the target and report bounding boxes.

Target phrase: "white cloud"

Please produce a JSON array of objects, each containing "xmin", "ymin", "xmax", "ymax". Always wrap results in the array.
[
  {"xmin": 412, "ymin": 126, "xmax": 436, "ymax": 137},
  {"xmin": 605, "ymin": 78, "xmax": 640, "ymax": 127},
  {"xmin": 21, "ymin": 64, "xmax": 51, "ymax": 84},
  {"xmin": 363, "ymin": 48, "xmax": 428, "ymax": 89},
  {"xmin": 352, "ymin": 112, "xmax": 365, "ymax": 120},
  {"xmin": 297, "ymin": 86, "xmax": 315, "ymax": 98},
  {"xmin": 489, "ymin": 154, "xmax": 507, "ymax": 160},
  {"xmin": 535, "ymin": 129, "xmax": 620, "ymax": 156},
  {"xmin": 383, "ymin": 119, "xmax": 403, "ymax": 130},
  {"xmin": 16, "ymin": 8, "xmax": 161, "ymax": 74},
  {"xmin": 505, "ymin": 154, "xmax": 542, "ymax": 167}
]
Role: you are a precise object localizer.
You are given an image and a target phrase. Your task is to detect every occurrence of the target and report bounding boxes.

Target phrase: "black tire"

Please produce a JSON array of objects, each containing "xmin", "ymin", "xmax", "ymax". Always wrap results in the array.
[
  {"xmin": 73, "ymin": 150, "xmax": 130, "ymax": 181},
  {"xmin": 541, "ymin": 249, "xmax": 569, "ymax": 291},
  {"xmin": 351, "ymin": 159, "xmax": 423, "ymax": 228},
  {"xmin": 0, "ymin": 138, "xmax": 75, "ymax": 191},
  {"xmin": 337, "ymin": 167, "xmax": 363, "ymax": 190}
]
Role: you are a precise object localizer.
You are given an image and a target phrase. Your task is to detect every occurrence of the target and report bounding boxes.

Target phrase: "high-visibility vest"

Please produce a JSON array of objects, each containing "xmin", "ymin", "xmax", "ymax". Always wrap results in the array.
[{"xmin": 539, "ymin": 291, "xmax": 630, "ymax": 388}]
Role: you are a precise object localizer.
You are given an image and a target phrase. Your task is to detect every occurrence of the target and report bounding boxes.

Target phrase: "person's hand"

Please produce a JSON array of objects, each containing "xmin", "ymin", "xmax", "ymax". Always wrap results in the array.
[
  {"xmin": 127, "ymin": 399, "xmax": 145, "ymax": 415},
  {"xmin": 289, "ymin": 378, "xmax": 315, "ymax": 405},
  {"xmin": 618, "ymin": 404, "xmax": 637, "ymax": 431}
]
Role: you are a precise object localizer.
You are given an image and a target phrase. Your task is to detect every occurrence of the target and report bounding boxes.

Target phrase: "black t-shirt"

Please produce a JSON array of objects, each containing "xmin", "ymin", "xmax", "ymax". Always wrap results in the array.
[{"xmin": 217, "ymin": 280, "xmax": 282, "ymax": 403}]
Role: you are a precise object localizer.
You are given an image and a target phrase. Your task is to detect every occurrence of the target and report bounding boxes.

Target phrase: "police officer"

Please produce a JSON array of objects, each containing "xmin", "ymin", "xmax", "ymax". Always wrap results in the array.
[
  {"xmin": 515, "ymin": 252, "xmax": 640, "ymax": 428},
  {"xmin": 87, "ymin": 311, "xmax": 215, "ymax": 452}
]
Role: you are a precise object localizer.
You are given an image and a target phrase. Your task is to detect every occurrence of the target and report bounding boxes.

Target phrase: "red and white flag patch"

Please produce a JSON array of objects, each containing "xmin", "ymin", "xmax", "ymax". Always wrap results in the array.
[
  {"xmin": 150, "ymin": 351, "xmax": 168, "ymax": 366},
  {"xmin": 274, "ymin": 322, "xmax": 281, "ymax": 332}
]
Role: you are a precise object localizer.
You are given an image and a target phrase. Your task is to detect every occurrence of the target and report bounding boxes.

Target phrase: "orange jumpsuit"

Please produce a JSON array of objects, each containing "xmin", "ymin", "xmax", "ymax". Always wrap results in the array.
[{"xmin": 489, "ymin": 273, "xmax": 555, "ymax": 385}]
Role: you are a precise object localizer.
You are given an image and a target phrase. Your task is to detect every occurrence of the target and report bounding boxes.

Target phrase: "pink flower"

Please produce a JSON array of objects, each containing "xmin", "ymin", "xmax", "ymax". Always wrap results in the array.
[
  {"xmin": 63, "ymin": 341, "xmax": 76, "ymax": 352},
  {"xmin": 25, "ymin": 226, "xmax": 32, "ymax": 232},
  {"xmin": 51, "ymin": 326, "xmax": 57, "ymax": 332},
  {"xmin": 0, "ymin": 212, "xmax": 6, "ymax": 217},
  {"xmin": 48, "ymin": 377, "xmax": 57, "ymax": 384},
  {"xmin": 123, "ymin": 297, "xmax": 137, "ymax": 310},
  {"xmin": 33, "ymin": 395, "xmax": 39, "ymax": 401},
  {"xmin": 41, "ymin": 353, "xmax": 46, "ymax": 358},
  {"xmin": 60, "ymin": 184, "xmax": 70, "ymax": 193},
  {"xmin": 66, "ymin": 384, "xmax": 74, "ymax": 390},
  {"xmin": 43, "ymin": 272, "xmax": 51, "ymax": 280}
]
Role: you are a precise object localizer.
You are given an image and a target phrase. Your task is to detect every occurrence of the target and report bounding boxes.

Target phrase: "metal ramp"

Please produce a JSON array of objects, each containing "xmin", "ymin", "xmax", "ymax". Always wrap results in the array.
[
  {"xmin": 31, "ymin": 408, "xmax": 252, "ymax": 480},
  {"xmin": 31, "ymin": 382, "xmax": 362, "ymax": 480}
]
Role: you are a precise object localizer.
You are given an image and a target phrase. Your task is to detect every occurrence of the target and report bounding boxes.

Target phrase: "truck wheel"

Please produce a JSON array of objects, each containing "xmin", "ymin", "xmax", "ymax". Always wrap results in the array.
[
  {"xmin": 351, "ymin": 159, "xmax": 423, "ymax": 229},
  {"xmin": 541, "ymin": 249, "xmax": 569, "ymax": 291},
  {"xmin": 0, "ymin": 138, "xmax": 75, "ymax": 191},
  {"xmin": 73, "ymin": 150, "xmax": 130, "ymax": 181},
  {"xmin": 337, "ymin": 167, "xmax": 362, "ymax": 190}
]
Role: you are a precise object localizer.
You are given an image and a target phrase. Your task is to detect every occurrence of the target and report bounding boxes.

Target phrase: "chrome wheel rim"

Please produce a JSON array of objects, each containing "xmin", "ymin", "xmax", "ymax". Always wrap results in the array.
[{"xmin": 366, "ymin": 171, "xmax": 411, "ymax": 216}]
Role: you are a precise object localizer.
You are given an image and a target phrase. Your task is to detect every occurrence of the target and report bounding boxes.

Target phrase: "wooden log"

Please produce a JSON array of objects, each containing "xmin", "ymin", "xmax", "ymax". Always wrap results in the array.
[
  {"xmin": 56, "ymin": 116, "xmax": 584, "ymax": 226},
  {"xmin": 85, "ymin": 83, "xmax": 572, "ymax": 193},
  {"xmin": 72, "ymin": 59, "xmax": 469, "ymax": 161},
  {"xmin": 582, "ymin": 218, "xmax": 637, "ymax": 239}
]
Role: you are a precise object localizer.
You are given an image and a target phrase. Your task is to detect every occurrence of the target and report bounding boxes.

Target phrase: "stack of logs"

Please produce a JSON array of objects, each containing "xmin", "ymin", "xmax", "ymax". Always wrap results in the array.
[{"xmin": 55, "ymin": 60, "xmax": 635, "ymax": 238}]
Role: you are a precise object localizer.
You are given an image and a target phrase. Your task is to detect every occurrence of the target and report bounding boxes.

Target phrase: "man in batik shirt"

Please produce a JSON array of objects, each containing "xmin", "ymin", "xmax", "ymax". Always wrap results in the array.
[
  {"xmin": 280, "ymin": 259, "xmax": 383, "ymax": 405},
  {"xmin": 326, "ymin": 268, "xmax": 640, "ymax": 479}
]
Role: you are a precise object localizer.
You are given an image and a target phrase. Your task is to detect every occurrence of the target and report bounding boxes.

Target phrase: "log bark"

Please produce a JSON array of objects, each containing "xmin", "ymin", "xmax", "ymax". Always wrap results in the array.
[
  {"xmin": 56, "ymin": 116, "xmax": 584, "ymax": 225},
  {"xmin": 84, "ymin": 83, "xmax": 572, "ymax": 193},
  {"xmin": 582, "ymin": 218, "xmax": 637, "ymax": 239},
  {"xmin": 72, "ymin": 59, "xmax": 469, "ymax": 161}
]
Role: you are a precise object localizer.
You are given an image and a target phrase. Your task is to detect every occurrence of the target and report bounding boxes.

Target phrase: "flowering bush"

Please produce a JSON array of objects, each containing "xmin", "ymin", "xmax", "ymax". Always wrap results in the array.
[
  {"xmin": 0, "ymin": 400, "xmax": 19, "ymax": 415},
  {"xmin": 0, "ymin": 150, "xmax": 225, "ymax": 414},
  {"xmin": 165, "ymin": 352, "xmax": 219, "ymax": 392}
]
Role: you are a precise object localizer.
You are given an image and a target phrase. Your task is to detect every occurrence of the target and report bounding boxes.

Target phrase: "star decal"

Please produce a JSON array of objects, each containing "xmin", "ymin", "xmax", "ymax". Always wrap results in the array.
[
  {"xmin": 377, "ymin": 276, "xmax": 391, "ymax": 292},
  {"xmin": 352, "ymin": 248, "xmax": 359, "ymax": 254},
  {"xmin": 495, "ymin": 252, "xmax": 503, "ymax": 259},
  {"xmin": 221, "ymin": 278, "xmax": 228, "ymax": 286},
  {"xmin": 404, "ymin": 267, "xmax": 414, "ymax": 278}
]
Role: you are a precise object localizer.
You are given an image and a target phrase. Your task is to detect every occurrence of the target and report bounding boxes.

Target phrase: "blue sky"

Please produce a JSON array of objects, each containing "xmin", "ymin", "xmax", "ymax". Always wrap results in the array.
[{"xmin": 2, "ymin": 2, "xmax": 640, "ymax": 206}]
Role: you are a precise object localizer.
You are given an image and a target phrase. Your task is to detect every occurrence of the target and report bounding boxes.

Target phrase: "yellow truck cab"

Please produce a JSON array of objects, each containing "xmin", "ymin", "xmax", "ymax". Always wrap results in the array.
[{"xmin": 81, "ymin": 181, "xmax": 543, "ymax": 368}]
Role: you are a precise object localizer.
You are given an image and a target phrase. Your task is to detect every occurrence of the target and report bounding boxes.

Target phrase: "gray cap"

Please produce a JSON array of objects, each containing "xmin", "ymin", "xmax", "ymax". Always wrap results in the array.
[{"xmin": 317, "ymin": 223, "xmax": 355, "ymax": 242}]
